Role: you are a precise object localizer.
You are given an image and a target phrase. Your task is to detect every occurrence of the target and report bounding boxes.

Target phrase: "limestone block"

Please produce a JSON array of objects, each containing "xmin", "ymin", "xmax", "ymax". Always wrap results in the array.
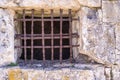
[
  {"xmin": 78, "ymin": 70, "xmax": 95, "ymax": 80},
  {"xmin": 72, "ymin": 13, "xmax": 82, "ymax": 62},
  {"xmin": 0, "ymin": 0, "xmax": 17, "ymax": 7},
  {"xmin": 112, "ymin": 66, "xmax": 120, "ymax": 80},
  {"xmin": 14, "ymin": 15, "xmax": 22, "ymax": 61},
  {"xmin": 46, "ymin": 70, "xmax": 63, "ymax": 80},
  {"xmin": 93, "ymin": 66, "xmax": 106, "ymax": 80},
  {"xmin": 8, "ymin": 69, "xmax": 28, "ymax": 80},
  {"xmin": 0, "ymin": 64, "xmax": 111, "ymax": 80},
  {"xmin": 51, "ymin": 0, "xmax": 80, "ymax": 10},
  {"xmin": 74, "ymin": 64, "xmax": 106, "ymax": 80},
  {"xmin": 79, "ymin": 7, "xmax": 115, "ymax": 65},
  {"xmin": 77, "ymin": 0, "xmax": 101, "ymax": 7},
  {"xmin": 0, "ymin": 68, "xmax": 8, "ymax": 80},
  {"xmin": 19, "ymin": 0, "xmax": 52, "ymax": 9},
  {"xmin": 115, "ymin": 23, "xmax": 120, "ymax": 65},
  {"xmin": 105, "ymin": 68, "xmax": 111, "ymax": 80},
  {"xmin": 1, "ymin": 65, "xmax": 120, "ymax": 80},
  {"xmin": 0, "ymin": 9, "xmax": 15, "ymax": 66},
  {"xmin": 102, "ymin": 1, "xmax": 120, "ymax": 23},
  {"xmin": 19, "ymin": 0, "xmax": 80, "ymax": 10},
  {"xmin": 0, "ymin": 0, "xmax": 80, "ymax": 11},
  {"xmin": 27, "ymin": 70, "xmax": 45, "ymax": 80}
]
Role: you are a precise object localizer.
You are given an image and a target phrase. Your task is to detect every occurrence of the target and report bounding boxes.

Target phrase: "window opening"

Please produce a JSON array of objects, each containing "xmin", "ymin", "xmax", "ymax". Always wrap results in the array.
[{"xmin": 15, "ymin": 9, "xmax": 79, "ymax": 64}]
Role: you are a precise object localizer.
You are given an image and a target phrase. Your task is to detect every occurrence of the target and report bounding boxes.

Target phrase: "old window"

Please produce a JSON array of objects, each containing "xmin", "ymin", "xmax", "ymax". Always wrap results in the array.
[{"xmin": 15, "ymin": 9, "xmax": 79, "ymax": 64}]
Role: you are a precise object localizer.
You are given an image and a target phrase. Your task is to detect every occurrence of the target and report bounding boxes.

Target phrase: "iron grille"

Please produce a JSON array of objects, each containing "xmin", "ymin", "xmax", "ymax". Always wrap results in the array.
[{"xmin": 15, "ymin": 9, "xmax": 79, "ymax": 63}]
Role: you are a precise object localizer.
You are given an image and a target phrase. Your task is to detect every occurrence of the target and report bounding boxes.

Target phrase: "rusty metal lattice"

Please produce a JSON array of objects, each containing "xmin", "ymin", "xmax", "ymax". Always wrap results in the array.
[{"xmin": 15, "ymin": 9, "xmax": 79, "ymax": 64}]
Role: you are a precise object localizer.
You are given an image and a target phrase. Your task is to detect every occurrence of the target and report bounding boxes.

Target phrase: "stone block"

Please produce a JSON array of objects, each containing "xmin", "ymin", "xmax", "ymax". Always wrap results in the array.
[
  {"xmin": 79, "ymin": 7, "xmax": 116, "ymax": 65},
  {"xmin": 0, "ymin": 9, "xmax": 15, "ymax": 66},
  {"xmin": 77, "ymin": 0, "xmax": 101, "ymax": 7},
  {"xmin": 112, "ymin": 66, "xmax": 120, "ymax": 80},
  {"xmin": 8, "ymin": 69, "xmax": 28, "ymax": 80},
  {"xmin": 0, "ymin": 64, "xmax": 116, "ymax": 80},
  {"xmin": 0, "ymin": 0, "xmax": 80, "ymax": 11},
  {"xmin": 102, "ymin": 1, "xmax": 120, "ymax": 23}
]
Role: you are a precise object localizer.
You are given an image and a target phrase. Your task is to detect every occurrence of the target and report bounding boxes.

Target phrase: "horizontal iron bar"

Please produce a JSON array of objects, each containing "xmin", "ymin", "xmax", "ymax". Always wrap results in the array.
[
  {"xmin": 15, "ymin": 33, "xmax": 79, "ymax": 37},
  {"xmin": 16, "ymin": 33, "xmax": 75, "ymax": 36},
  {"xmin": 15, "ymin": 33, "xmax": 78, "ymax": 36},
  {"xmin": 15, "ymin": 36, "xmax": 70, "ymax": 39},
  {"xmin": 15, "ymin": 45, "xmax": 79, "ymax": 48},
  {"xmin": 14, "ymin": 18, "xmax": 79, "ymax": 21},
  {"xmin": 15, "ymin": 33, "xmax": 79, "ymax": 39}
]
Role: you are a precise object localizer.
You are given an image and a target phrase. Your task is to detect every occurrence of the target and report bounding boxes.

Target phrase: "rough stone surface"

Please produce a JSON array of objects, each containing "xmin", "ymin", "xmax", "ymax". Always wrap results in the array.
[
  {"xmin": 79, "ymin": 7, "xmax": 116, "ymax": 65},
  {"xmin": 0, "ymin": 64, "xmax": 107, "ymax": 80},
  {"xmin": 0, "ymin": 64, "xmax": 119, "ymax": 80},
  {"xmin": 0, "ymin": 0, "xmax": 120, "ymax": 79},
  {"xmin": 102, "ymin": 1, "xmax": 120, "ymax": 23},
  {"xmin": 105, "ymin": 68, "xmax": 111, "ymax": 80},
  {"xmin": 14, "ymin": 14, "xmax": 22, "ymax": 61},
  {"xmin": 0, "ymin": 9, "xmax": 15, "ymax": 66},
  {"xmin": 93, "ymin": 66, "xmax": 105, "ymax": 80},
  {"xmin": 77, "ymin": 0, "xmax": 101, "ymax": 7},
  {"xmin": 0, "ymin": 68, "xmax": 8, "ymax": 80},
  {"xmin": 112, "ymin": 66, "xmax": 120, "ymax": 80},
  {"xmin": 115, "ymin": 23, "xmax": 120, "ymax": 65},
  {"xmin": 0, "ymin": 0, "xmax": 80, "ymax": 11},
  {"xmin": 72, "ymin": 14, "xmax": 91, "ymax": 63}
]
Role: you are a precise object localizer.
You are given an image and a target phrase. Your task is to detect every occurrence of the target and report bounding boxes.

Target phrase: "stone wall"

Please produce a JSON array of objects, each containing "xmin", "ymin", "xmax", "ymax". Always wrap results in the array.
[
  {"xmin": 75, "ymin": 0, "xmax": 120, "ymax": 66},
  {"xmin": 0, "ymin": 64, "xmax": 111, "ymax": 80},
  {"xmin": 0, "ymin": 0, "xmax": 119, "ymax": 80},
  {"xmin": 0, "ymin": 9, "xmax": 15, "ymax": 66},
  {"xmin": 0, "ymin": 64, "xmax": 119, "ymax": 80},
  {"xmin": 78, "ymin": 6, "xmax": 116, "ymax": 65}
]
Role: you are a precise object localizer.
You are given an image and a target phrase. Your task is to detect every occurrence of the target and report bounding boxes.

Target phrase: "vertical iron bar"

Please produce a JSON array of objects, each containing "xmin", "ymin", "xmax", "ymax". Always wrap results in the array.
[
  {"xmin": 41, "ymin": 9, "xmax": 45, "ymax": 62},
  {"xmin": 31, "ymin": 9, "xmax": 34, "ymax": 63},
  {"xmin": 23, "ymin": 9, "xmax": 27, "ymax": 63},
  {"xmin": 60, "ymin": 9, "xmax": 63, "ymax": 64},
  {"xmin": 69, "ymin": 9, "xmax": 73, "ymax": 63},
  {"xmin": 51, "ymin": 9, "xmax": 54, "ymax": 61}
]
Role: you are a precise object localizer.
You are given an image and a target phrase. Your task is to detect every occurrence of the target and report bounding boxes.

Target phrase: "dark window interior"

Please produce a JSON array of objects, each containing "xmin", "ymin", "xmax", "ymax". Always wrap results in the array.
[{"xmin": 20, "ymin": 16, "xmax": 70, "ymax": 60}]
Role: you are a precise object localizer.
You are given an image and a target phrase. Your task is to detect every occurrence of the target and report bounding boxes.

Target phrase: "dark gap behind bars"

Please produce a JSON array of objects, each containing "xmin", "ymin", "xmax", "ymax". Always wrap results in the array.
[{"xmin": 20, "ymin": 17, "xmax": 70, "ymax": 60}]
